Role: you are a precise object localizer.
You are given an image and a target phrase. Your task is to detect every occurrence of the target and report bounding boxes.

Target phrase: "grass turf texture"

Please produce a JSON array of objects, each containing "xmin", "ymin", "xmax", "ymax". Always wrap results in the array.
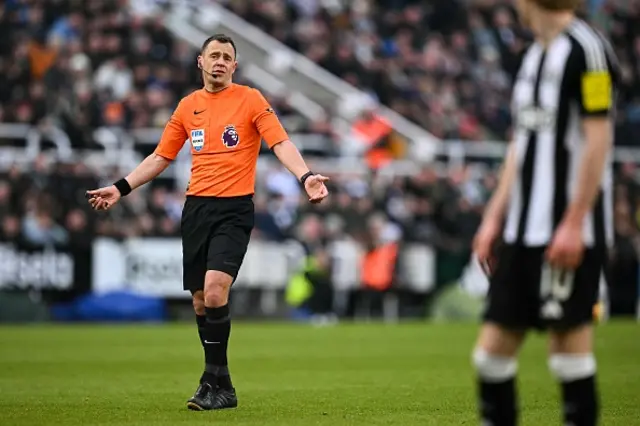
[{"xmin": 1, "ymin": 321, "xmax": 638, "ymax": 426}]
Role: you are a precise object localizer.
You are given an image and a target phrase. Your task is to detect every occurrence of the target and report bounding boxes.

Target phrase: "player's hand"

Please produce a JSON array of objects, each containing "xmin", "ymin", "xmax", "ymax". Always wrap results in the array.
[
  {"xmin": 85, "ymin": 186, "xmax": 121, "ymax": 211},
  {"xmin": 546, "ymin": 219, "xmax": 584, "ymax": 270},
  {"xmin": 304, "ymin": 174, "xmax": 330, "ymax": 204},
  {"xmin": 473, "ymin": 217, "xmax": 501, "ymax": 277}
]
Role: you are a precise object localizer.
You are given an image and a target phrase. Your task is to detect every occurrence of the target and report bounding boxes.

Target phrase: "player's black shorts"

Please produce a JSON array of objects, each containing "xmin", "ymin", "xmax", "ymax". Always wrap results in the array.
[
  {"xmin": 483, "ymin": 244, "xmax": 605, "ymax": 331},
  {"xmin": 180, "ymin": 194, "xmax": 254, "ymax": 293}
]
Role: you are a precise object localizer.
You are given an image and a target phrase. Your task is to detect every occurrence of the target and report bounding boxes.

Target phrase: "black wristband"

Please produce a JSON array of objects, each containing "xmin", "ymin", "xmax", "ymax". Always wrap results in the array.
[
  {"xmin": 300, "ymin": 171, "xmax": 314, "ymax": 186},
  {"xmin": 113, "ymin": 178, "xmax": 132, "ymax": 196}
]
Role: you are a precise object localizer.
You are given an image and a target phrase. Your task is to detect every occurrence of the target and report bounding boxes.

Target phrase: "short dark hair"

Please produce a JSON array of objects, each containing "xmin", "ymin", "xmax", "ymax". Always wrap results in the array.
[
  {"xmin": 201, "ymin": 34, "xmax": 237, "ymax": 58},
  {"xmin": 531, "ymin": 0, "xmax": 581, "ymax": 11}
]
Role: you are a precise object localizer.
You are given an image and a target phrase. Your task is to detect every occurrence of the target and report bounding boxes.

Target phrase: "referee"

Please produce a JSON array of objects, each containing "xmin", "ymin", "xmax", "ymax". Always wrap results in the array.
[
  {"xmin": 471, "ymin": 1, "xmax": 619, "ymax": 425},
  {"xmin": 86, "ymin": 34, "xmax": 329, "ymax": 411}
]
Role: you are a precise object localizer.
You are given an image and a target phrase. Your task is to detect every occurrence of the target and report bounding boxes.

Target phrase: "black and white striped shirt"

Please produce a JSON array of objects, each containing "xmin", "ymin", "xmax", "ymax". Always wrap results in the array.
[{"xmin": 504, "ymin": 19, "xmax": 619, "ymax": 249}]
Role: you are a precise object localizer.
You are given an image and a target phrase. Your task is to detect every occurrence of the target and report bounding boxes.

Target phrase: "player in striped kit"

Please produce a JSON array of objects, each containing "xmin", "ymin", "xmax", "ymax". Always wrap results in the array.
[{"xmin": 471, "ymin": 0, "xmax": 619, "ymax": 425}]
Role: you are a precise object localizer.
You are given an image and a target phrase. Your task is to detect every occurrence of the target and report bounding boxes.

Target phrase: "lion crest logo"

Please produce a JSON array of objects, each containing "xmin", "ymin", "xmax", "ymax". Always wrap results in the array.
[{"xmin": 221, "ymin": 125, "xmax": 239, "ymax": 148}]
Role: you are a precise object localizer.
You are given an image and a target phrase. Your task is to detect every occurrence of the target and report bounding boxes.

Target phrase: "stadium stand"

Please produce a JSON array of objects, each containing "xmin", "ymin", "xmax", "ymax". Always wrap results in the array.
[
  {"xmin": 224, "ymin": 0, "xmax": 640, "ymax": 143},
  {"xmin": 0, "ymin": 0, "xmax": 330, "ymax": 150},
  {"xmin": 0, "ymin": 0, "xmax": 639, "ymax": 319}
]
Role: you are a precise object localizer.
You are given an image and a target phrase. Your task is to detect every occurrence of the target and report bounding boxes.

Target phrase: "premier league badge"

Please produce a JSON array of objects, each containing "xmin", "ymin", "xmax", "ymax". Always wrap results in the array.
[{"xmin": 221, "ymin": 125, "xmax": 239, "ymax": 148}]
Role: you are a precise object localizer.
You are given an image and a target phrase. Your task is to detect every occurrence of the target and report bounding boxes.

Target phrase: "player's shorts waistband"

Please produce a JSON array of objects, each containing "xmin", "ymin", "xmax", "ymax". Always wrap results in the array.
[{"xmin": 185, "ymin": 194, "xmax": 253, "ymax": 203}]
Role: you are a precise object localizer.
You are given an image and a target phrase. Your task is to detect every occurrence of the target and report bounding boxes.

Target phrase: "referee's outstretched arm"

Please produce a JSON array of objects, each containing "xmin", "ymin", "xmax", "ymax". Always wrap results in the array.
[
  {"xmin": 85, "ymin": 135, "xmax": 329, "ymax": 210},
  {"xmin": 85, "ymin": 152, "xmax": 171, "ymax": 210},
  {"xmin": 85, "ymin": 95, "xmax": 187, "ymax": 210},
  {"xmin": 271, "ymin": 139, "xmax": 329, "ymax": 203}
]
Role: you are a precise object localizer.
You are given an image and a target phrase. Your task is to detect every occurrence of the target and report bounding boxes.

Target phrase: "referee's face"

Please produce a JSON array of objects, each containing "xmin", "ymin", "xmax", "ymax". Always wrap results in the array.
[{"xmin": 199, "ymin": 41, "xmax": 238, "ymax": 88}]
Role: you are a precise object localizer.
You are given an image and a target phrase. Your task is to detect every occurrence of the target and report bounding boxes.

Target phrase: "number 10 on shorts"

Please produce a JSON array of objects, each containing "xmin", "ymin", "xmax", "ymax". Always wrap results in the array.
[{"xmin": 540, "ymin": 264, "xmax": 575, "ymax": 320}]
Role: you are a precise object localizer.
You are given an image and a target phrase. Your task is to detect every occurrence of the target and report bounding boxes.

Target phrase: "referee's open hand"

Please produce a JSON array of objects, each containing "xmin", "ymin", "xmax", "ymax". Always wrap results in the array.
[
  {"xmin": 546, "ymin": 220, "xmax": 584, "ymax": 270},
  {"xmin": 85, "ymin": 186, "xmax": 121, "ymax": 211},
  {"xmin": 303, "ymin": 174, "xmax": 330, "ymax": 204}
]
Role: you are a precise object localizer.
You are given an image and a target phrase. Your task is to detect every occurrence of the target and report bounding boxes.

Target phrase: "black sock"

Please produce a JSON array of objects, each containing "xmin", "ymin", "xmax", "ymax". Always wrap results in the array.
[
  {"xmin": 196, "ymin": 314, "xmax": 209, "ymax": 384},
  {"xmin": 196, "ymin": 314, "xmax": 207, "ymax": 346},
  {"xmin": 478, "ymin": 378, "xmax": 518, "ymax": 426},
  {"xmin": 202, "ymin": 305, "xmax": 232, "ymax": 389},
  {"xmin": 560, "ymin": 376, "xmax": 598, "ymax": 426}
]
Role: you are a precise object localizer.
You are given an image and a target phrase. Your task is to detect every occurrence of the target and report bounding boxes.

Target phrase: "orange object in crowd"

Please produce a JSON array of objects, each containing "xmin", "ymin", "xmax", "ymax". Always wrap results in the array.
[
  {"xmin": 28, "ymin": 41, "xmax": 57, "ymax": 80},
  {"xmin": 352, "ymin": 113, "xmax": 394, "ymax": 170},
  {"xmin": 361, "ymin": 242, "xmax": 399, "ymax": 291}
]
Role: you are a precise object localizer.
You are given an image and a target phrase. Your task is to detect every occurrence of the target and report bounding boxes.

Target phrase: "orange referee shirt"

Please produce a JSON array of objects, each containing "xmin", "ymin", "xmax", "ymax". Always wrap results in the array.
[{"xmin": 154, "ymin": 84, "xmax": 289, "ymax": 197}]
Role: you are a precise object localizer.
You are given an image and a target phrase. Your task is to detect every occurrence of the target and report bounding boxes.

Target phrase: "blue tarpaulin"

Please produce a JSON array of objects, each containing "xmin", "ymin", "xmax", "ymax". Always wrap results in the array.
[{"xmin": 51, "ymin": 291, "xmax": 166, "ymax": 322}]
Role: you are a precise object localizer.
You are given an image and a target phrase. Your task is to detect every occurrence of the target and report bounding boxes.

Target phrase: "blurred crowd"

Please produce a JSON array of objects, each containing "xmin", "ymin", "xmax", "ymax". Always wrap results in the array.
[
  {"xmin": 2, "ymin": 0, "xmax": 639, "ymax": 148},
  {"xmin": 0, "ymin": 156, "xmax": 489, "ymax": 253},
  {"xmin": 225, "ymin": 0, "xmax": 640, "ymax": 143},
  {"xmin": 0, "ymin": 0, "xmax": 326, "ymax": 150},
  {"xmin": 1, "ymin": 156, "xmax": 640, "ymax": 313}
]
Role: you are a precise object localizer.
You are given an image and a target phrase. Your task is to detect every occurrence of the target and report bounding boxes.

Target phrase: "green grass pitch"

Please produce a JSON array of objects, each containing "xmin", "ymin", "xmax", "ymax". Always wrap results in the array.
[{"xmin": 1, "ymin": 321, "xmax": 639, "ymax": 425}]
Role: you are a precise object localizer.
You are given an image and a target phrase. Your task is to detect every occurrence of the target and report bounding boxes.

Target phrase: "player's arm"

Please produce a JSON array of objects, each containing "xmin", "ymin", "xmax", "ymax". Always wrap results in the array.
[
  {"xmin": 563, "ymin": 47, "xmax": 616, "ymax": 225},
  {"xmin": 563, "ymin": 119, "xmax": 612, "ymax": 224},
  {"xmin": 120, "ymin": 101, "xmax": 188, "ymax": 194},
  {"xmin": 482, "ymin": 142, "xmax": 517, "ymax": 224}
]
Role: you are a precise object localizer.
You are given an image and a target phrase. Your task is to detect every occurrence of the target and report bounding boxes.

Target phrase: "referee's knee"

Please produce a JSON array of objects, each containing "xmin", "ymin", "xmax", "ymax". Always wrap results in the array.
[{"xmin": 204, "ymin": 270, "xmax": 233, "ymax": 307}]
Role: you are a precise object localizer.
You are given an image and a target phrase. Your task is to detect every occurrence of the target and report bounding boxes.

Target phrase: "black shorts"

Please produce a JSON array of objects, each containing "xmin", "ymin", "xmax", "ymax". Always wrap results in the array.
[
  {"xmin": 180, "ymin": 195, "xmax": 254, "ymax": 293},
  {"xmin": 483, "ymin": 244, "xmax": 605, "ymax": 331}
]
